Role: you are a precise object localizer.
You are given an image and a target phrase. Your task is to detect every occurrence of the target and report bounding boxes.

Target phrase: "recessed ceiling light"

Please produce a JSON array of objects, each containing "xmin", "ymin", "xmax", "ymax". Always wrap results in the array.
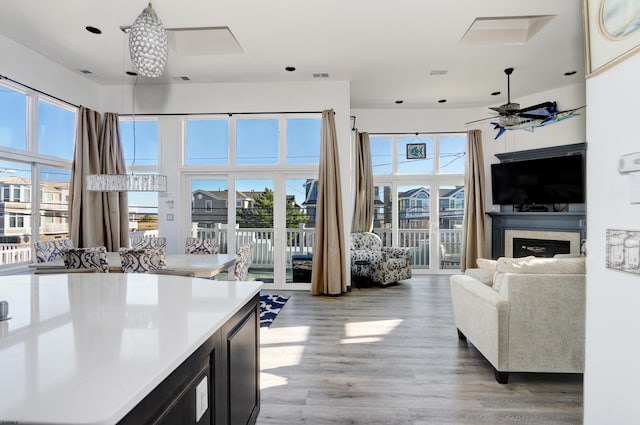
[
  {"xmin": 125, "ymin": 71, "xmax": 138, "ymax": 76},
  {"xmin": 438, "ymin": 99, "xmax": 447, "ymax": 103},
  {"xmin": 86, "ymin": 26, "xmax": 102, "ymax": 34},
  {"xmin": 491, "ymin": 91, "xmax": 501, "ymax": 96},
  {"xmin": 285, "ymin": 66, "xmax": 296, "ymax": 72},
  {"xmin": 395, "ymin": 100, "xmax": 404, "ymax": 104},
  {"xmin": 564, "ymin": 70, "xmax": 577, "ymax": 76}
]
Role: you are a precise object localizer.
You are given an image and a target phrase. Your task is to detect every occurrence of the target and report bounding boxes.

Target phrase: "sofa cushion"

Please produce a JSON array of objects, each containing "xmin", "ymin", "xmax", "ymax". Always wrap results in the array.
[
  {"xmin": 476, "ymin": 258, "xmax": 497, "ymax": 285},
  {"xmin": 492, "ymin": 256, "xmax": 586, "ymax": 291}
]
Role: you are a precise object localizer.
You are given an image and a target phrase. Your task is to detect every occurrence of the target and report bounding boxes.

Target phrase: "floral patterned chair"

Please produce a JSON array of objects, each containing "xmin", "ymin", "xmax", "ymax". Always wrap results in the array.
[
  {"xmin": 61, "ymin": 246, "xmax": 109, "ymax": 273},
  {"xmin": 185, "ymin": 237, "xmax": 219, "ymax": 255},
  {"xmin": 130, "ymin": 236, "xmax": 167, "ymax": 250},
  {"xmin": 119, "ymin": 248, "xmax": 166, "ymax": 273},
  {"xmin": 34, "ymin": 239, "xmax": 75, "ymax": 263},
  {"xmin": 234, "ymin": 244, "xmax": 254, "ymax": 281},
  {"xmin": 350, "ymin": 232, "xmax": 412, "ymax": 286}
]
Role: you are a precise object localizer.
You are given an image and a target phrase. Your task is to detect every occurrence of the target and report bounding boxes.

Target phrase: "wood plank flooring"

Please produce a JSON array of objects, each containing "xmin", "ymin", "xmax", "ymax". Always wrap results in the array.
[{"xmin": 256, "ymin": 276, "xmax": 583, "ymax": 425}]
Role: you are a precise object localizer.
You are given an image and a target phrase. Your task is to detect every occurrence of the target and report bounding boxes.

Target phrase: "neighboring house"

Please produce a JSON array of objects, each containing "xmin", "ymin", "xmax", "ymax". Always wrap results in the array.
[
  {"xmin": 398, "ymin": 187, "xmax": 430, "ymax": 229},
  {"xmin": 301, "ymin": 179, "xmax": 318, "ymax": 226},
  {"xmin": 439, "ymin": 186, "xmax": 464, "ymax": 229},
  {"xmin": 0, "ymin": 176, "xmax": 69, "ymax": 242}
]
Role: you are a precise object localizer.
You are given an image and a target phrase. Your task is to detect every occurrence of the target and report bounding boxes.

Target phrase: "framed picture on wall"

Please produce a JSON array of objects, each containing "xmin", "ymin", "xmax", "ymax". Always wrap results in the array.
[
  {"xmin": 406, "ymin": 143, "xmax": 426, "ymax": 160},
  {"xmin": 584, "ymin": 0, "xmax": 640, "ymax": 76}
]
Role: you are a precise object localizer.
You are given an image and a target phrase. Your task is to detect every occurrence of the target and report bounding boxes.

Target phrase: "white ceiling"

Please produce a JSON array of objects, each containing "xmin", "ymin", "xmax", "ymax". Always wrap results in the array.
[{"xmin": 0, "ymin": 0, "xmax": 585, "ymax": 109}]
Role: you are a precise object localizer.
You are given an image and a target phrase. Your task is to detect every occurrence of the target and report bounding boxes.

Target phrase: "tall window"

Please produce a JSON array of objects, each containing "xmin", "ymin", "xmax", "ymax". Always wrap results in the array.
[
  {"xmin": 370, "ymin": 133, "xmax": 466, "ymax": 271},
  {"xmin": 119, "ymin": 118, "xmax": 160, "ymax": 235},
  {"xmin": 0, "ymin": 81, "xmax": 76, "ymax": 266}
]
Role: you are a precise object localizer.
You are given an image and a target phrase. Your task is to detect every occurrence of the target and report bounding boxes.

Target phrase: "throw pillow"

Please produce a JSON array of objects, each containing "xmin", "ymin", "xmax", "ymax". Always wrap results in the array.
[{"xmin": 476, "ymin": 258, "xmax": 497, "ymax": 286}]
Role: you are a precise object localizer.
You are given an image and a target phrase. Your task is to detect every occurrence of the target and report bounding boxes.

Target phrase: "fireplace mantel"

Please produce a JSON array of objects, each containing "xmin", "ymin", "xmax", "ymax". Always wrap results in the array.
[{"xmin": 487, "ymin": 211, "xmax": 586, "ymax": 258}]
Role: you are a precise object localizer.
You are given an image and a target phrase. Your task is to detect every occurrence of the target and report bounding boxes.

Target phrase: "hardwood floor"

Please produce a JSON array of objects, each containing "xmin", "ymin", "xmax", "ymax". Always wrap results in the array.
[{"xmin": 256, "ymin": 276, "xmax": 583, "ymax": 425}]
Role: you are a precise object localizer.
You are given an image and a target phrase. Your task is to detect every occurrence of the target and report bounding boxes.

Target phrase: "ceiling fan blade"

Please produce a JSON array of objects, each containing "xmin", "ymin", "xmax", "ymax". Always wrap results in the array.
[
  {"xmin": 518, "ymin": 101, "xmax": 557, "ymax": 113},
  {"xmin": 519, "ymin": 113, "xmax": 551, "ymax": 120},
  {"xmin": 465, "ymin": 116, "xmax": 500, "ymax": 125}
]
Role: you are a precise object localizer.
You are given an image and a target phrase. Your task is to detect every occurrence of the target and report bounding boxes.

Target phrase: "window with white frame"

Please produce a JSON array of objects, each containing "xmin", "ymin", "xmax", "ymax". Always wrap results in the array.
[
  {"xmin": 119, "ymin": 118, "xmax": 161, "ymax": 235},
  {"xmin": 0, "ymin": 81, "xmax": 76, "ymax": 265}
]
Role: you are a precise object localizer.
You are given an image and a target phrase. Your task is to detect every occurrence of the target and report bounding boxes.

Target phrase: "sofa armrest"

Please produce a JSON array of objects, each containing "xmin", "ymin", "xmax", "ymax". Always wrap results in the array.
[
  {"xmin": 450, "ymin": 274, "xmax": 509, "ymax": 368},
  {"xmin": 498, "ymin": 273, "xmax": 585, "ymax": 373}
]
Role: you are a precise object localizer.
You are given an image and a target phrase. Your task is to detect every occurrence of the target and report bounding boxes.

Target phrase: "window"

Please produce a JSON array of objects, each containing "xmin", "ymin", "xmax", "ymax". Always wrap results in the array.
[
  {"xmin": 38, "ymin": 99, "xmax": 76, "ymax": 160},
  {"xmin": 0, "ymin": 159, "xmax": 33, "ymax": 246},
  {"xmin": 120, "ymin": 119, "xmax": 159, "ymax": 166},
  {"xmin": 286, "ymin": 118, "xmax": 321, "ymax": 164},
  {"xmin": 370, "ymin": 133, "xmax": 467, "ymax": 271},
  {"xmin": 205, "ymin": 200, "xmax": 213, "ymax": 212},
  {"xmin": 40, "ymin": 166, "xmax": 70, "ymax": 238},
  {"xmin": 0, "ymin": 85, "xmax": 27, "ymax": 150},
  {"xmin": 0, "ymin": 81, "xmax": 75, "ymax": 266},
  {"xmin": 236, "ymin": 119, "xmax": 279, "ymax": 165},
  {"xmin": 185, "ymin": 119, "xmax": 229, "ymax": 165},
  {"xmin": 119, "ymin": 119, "xmax": 161, "ymax": 236},
  {"xmin": 397, "ymin": 136, "xmax": 433, "ymax": 174}
]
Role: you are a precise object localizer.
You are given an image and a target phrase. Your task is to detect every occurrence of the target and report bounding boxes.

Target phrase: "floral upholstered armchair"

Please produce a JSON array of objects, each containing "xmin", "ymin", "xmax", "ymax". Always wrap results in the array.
[{"xmin": 350, "ymin": 232, "xmax": 412, "ymax": 286}]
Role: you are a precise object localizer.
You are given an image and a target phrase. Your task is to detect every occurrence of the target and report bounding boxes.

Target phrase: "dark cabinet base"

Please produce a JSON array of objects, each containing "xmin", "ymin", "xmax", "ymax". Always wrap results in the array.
[{"xmin": 119, "ymin": 294, "xmax": 260, "ymax": 425}]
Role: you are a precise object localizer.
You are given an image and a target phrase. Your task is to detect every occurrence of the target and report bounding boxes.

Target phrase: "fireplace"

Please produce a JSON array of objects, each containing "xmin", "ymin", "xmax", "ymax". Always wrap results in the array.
[
  {"xmin": 513, "ymin": 238, "xmax": 570, "ymax": 258},
  {"xmin": 488, "ymin": 212, "xmax": 586, "ymax": 258},
  {"xmin": 505, "ymin": 229, "xmax": 580, "ymax": 257}
]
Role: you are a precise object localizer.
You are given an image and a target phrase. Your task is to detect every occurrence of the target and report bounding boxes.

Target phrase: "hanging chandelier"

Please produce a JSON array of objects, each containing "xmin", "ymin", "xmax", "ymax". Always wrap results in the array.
[
  {"xmin": 129, "ymin": 3, "xmax": 168, "ymax": 78},
  {"xmin": 86, "ymin": 173, "xmax": 167, "ymax": 192}
]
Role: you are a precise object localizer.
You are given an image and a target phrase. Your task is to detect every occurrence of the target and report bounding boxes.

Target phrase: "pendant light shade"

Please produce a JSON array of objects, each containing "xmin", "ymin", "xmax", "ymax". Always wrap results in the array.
[{"xmin": 129, "ymin": 3, "xmax": 168, "ymax": 78}]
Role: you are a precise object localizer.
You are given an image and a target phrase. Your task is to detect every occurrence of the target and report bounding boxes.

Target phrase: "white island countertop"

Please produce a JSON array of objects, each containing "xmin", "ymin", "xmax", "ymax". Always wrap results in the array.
[{"xmin": 0, "ymin": 274, "xmax": 262, "ymax": 425}]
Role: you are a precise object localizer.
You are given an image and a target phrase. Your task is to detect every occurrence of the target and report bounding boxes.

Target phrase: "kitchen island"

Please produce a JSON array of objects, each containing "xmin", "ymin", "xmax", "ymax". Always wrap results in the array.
[{"xmin": 0, "ymin": 273, "xmax": 262, "ymax": 425}]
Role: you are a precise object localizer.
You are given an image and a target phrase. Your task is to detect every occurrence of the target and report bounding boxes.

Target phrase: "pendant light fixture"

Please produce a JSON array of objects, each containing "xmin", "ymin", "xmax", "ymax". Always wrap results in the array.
[{"xmin": 129, "ymin": 3, "xmax": 168, "ymax": 78}]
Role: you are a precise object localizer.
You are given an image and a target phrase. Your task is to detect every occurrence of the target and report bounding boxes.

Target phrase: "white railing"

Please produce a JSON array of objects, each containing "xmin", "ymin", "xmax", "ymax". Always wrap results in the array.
[
  {"xmin": 0, "ymin": 243, "xmax": 31, "ymax": 265},
  {"xmin": 190, "ymin": 224, "xmax": 461, "ymax": 269}
]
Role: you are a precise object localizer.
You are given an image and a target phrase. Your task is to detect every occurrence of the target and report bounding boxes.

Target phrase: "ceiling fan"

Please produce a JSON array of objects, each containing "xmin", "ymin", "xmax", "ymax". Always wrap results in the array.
[{"xmin": 466, "ymin": 67, "xmax": 557, "ymax": 126}]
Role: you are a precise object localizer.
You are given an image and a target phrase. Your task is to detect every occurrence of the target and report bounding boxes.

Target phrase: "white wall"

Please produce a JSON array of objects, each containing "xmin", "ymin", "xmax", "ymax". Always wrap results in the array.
[
  {"xmin": 0, "ymin": 34, "xmax": 101, "ymax": 110},
  {"xmin": 584, "ymin": 53, "xmax": 640, "ymax": 425}
]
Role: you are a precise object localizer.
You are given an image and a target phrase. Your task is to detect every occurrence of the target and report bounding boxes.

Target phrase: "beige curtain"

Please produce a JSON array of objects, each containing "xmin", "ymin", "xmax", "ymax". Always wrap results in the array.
[
  {"xmin": 311, "ymin": 109, "xmax": 347, "ymax": 295},
  {"xmin": 351, "ymin": 130, "xmax": 374, "ymax": 233},
  {"xmin": 69, "ymin": 106, "xmax": 104, "ymax": 248},
  {"xmin": 460, "ymin": 129, "xmax": 487, "ymax": 271},
  {"xmin": 100, "ymin": 113, "xmax": 129, "ymax": 251}
]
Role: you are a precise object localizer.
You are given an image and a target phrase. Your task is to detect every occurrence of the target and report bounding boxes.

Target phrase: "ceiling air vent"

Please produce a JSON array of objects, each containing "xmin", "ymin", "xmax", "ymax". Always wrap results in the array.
[
  {"xmin": 313, "ymin": 73, "xmax": 329, "ymax": 78},
  {"xmin": 429, "ymin": 70, "xmax": 448, "ymax": 76}
]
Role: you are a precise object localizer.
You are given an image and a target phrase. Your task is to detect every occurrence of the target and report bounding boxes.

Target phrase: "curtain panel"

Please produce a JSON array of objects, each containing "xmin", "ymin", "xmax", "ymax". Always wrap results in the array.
[
  {"xmin": 100, "ymin": 113, "xmax": 129, "ymax": 251},
  {"xmin": 69, "ymin": 106, "xmax": 104, "ymax": 248},
  {"xmin": 311, "ymin": 109, "xmax": 347, "ymax": 295},
  {"xmin": 68, "ymin": 107, "xmax": 130, "ymax": 250},
  {"xmin": 460, "ymin": 129, "xmax": 487, "ymax": 271},
  {"xmin": 351, "ymin": 130, "xmax": 374, "ymax": 233}
]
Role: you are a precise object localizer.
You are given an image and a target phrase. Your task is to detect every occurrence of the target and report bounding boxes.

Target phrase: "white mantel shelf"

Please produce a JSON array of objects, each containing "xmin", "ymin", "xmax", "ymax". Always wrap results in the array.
[{"xmin": 0, "ymin": 274, "xmax": 262, "ymax": 425}]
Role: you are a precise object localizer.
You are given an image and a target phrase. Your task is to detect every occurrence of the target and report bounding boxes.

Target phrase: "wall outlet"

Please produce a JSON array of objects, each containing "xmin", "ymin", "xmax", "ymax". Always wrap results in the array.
[
  {"xmin": 195, "ymin": 376, "xmax": 208, "ymax": 422},
  {"xmin": 166, "ymin": 213, "xmax": 174, "ymax": 221}
]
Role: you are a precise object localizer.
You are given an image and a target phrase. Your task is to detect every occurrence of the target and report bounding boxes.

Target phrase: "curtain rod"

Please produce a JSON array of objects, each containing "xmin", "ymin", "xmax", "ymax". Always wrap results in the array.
[
  {"xmin": 0, "ymin": 74, "xmax": 79, "ymax": 108},
  {"xmin": 366, "ymin": 131, "xmax": 466, "ymax": 135},
  {"xmin": 119, "ymin": 111, "xmax": 327, "ymax": 117}
]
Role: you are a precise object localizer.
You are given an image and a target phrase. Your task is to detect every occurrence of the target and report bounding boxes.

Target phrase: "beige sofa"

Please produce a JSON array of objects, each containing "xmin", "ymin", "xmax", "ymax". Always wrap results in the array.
[{"xmin": 450, "ymin": 256, "xmax": 586, "ymax": 383}]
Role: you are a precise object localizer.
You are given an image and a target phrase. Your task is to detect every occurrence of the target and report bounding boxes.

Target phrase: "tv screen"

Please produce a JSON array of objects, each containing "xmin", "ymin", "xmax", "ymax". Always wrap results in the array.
[{"xmin": 491, "ymin": 155, "xmax": 584, "ymax": 205}]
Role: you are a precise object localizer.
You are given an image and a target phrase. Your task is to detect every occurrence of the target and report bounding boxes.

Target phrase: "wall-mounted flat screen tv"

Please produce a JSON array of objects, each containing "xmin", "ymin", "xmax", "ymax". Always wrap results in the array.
[{"xmin": 491, "ymin": 154, "xmax": 585, "ymax": 205}]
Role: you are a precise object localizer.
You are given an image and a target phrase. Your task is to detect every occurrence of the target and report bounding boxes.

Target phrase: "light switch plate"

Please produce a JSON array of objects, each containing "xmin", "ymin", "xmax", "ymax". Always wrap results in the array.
[{"xmin": 195, "ymin": 376, "xmax": 208, "ymax": 422}]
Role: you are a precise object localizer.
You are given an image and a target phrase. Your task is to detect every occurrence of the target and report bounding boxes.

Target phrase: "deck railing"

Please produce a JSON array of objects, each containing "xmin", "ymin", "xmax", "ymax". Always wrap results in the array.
[
  {"xmin": 0, "ymin": 227, "xmax": 462, "ymax": 269},
  {"xmin": 191, "ymin": 225, "xmax": 461, "ymax": 269}
]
